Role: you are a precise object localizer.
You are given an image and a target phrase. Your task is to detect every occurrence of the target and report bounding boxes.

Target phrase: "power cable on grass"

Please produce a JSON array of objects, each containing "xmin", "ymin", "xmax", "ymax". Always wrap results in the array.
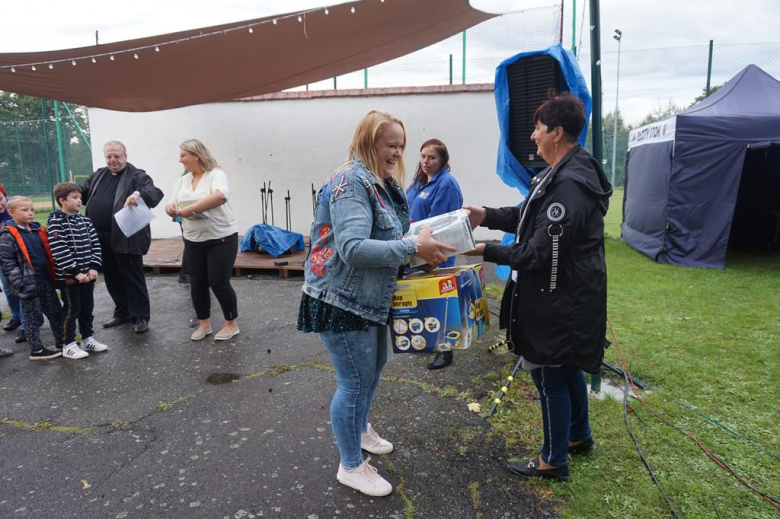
[{"xmin": 607, "ymin": 318, "xmax": 780, "ymax": 512}]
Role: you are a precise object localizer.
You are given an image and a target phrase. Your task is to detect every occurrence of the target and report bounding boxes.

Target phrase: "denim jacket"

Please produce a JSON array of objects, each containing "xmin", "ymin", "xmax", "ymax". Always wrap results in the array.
[{"xmin": 302, "ymin": 158, "xmax": 418, "ymax": 323}]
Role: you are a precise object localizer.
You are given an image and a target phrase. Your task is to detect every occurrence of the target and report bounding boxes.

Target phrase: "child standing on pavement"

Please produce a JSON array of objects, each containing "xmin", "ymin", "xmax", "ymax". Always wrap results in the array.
[
  {"xmin": 48, "ymin": 183, "xmax": 108, "ymax": 359},
  {"xmin": 0, "ymin": 196, "xmax": 63, "ymax": 360}
]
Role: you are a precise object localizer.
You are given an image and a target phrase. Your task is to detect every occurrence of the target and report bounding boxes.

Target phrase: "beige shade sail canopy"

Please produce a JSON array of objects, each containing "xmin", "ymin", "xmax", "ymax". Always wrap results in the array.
[{"xmin": 0, "ymin": 0, "xmax": 496, "ymax": 112}]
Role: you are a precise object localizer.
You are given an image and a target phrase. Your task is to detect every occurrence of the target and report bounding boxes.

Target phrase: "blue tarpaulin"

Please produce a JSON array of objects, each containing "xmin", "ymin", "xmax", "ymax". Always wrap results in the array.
[
  {"xmin": 240, "ymin": 224, "xmax": 305, "ymax": 258},
  {"xmin": 493, "ymin": 43, "xmax": 592, "ymax": 279}
]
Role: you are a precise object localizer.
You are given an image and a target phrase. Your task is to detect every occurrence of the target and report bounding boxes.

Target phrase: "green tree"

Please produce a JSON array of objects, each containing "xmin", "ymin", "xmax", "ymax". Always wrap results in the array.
[
  {"xmin": 0, "ymin": 93, "xmax": 91, "ymax": 201},
  {"xmin": 602, "ymin": 110, "xmax": 630, "ymax": 187},
  {"xmin": 690, "ymin": 84, "xmax": 722, "ymax": 106},
  {"xmin": 638, "ymin": 99, "xmax": 684, "ymax": 127}
]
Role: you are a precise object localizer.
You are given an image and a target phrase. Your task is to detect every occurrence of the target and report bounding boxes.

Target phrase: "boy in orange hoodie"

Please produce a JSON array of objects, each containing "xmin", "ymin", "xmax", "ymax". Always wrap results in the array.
[{"xmin": 0, "ymin": 197, "xmax": 63, "ymax": 360}]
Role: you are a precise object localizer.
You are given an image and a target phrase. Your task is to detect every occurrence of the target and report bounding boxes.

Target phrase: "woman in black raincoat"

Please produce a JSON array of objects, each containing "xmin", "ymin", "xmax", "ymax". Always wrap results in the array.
[{"xmin": 465, "ymin": 92, "xmax": 612, "ymax": 482}]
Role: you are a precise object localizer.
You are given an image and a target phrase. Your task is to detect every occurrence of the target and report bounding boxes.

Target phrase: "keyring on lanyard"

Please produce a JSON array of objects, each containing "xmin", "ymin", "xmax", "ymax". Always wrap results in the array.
[{"xmin": 547, "ymin": 224, "xmax": 563, "ymax": 291}]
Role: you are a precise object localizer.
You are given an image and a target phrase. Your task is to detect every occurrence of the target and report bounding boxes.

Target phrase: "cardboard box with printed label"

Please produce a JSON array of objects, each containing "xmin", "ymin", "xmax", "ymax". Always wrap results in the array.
[{"xmin": 390, "ymin": 264, "xmax": 490, "ymax": 354}]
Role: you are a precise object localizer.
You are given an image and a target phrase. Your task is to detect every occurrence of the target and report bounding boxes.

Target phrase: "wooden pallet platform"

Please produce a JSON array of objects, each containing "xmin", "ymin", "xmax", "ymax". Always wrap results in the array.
[{"xmin": 143, "ymin": 237, "xmax": 309, "ymax": 278}]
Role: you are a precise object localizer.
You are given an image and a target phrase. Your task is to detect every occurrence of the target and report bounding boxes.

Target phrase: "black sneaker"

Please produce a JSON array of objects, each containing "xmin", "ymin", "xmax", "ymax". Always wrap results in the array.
[
  {"xmin": 15, "ymin": 329, "xmax": 27, "ymax": 343},
  {"xmin": 29, "ymin": 348, "xmax": 62, "ymax": 361},
  {"xmin": 4, "ymin": 318, "xmax": 21, "ymax": 331}
]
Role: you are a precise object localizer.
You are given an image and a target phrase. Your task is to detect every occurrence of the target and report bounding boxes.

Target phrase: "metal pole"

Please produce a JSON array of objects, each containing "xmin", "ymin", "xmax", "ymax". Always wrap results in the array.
[
  {"xmin": 449, "ymin": 54, "xmax": 453, "ymax": 85},
  {"xmin": 53, "ymin": 100, "xmax": 67, "ymax": 183},
  {"xmin": 589, "ymin": 0, "xmax": 603, "ymax": 163},
  {"xmin": 572, "ymin": 0, "xmax": 577, "ymax": 55},
  {"xmin": 62, "ymin": 102, "xmax": 91, "ymax": 151},
  {"xmin": 589, "ymin": 0, "xmax": 604, "ymax": 393},
  {"xmin": 333, "ymin": 76, "xmax": 337, "ymax": 90},
  {"xmin": 461, "ymin": 30, "xmax": 467, "ymax": 85},
  {"xmin": 611, "ymin": 30, "xmax": 622, "ymax": 186},
  {"xmin": 364, "ymin": 68, "xmax": 368, "ymax": 89},
  {"xmin": 13, "ymin": 122, "xmax": 25, "ymax": 184},
  {"xmin": 590, "ymin": 372, "xmax": 602, "ymax": 393},
  {"xmin": 706, "ymin": 39, "xmax": 714, "ymax": 97},
  {"xmin": 559, "ymin": 0, "xmax": 564, "ymax": 43},
  {"xmin": 41, "ymin": 99, "xmax": 56, "ymax": 209}
]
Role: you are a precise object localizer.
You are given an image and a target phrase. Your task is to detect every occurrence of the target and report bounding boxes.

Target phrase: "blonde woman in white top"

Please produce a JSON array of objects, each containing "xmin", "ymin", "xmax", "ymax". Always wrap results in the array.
[{"xmin": 165, "ymin": 139, "xmax": 239, "ymax": 341}]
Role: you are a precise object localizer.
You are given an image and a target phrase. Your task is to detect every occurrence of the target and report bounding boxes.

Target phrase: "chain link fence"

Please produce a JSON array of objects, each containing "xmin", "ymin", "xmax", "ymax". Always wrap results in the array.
[{"xmin": 0, "ymin": 99, "xmax": 92, "ymax": 219}]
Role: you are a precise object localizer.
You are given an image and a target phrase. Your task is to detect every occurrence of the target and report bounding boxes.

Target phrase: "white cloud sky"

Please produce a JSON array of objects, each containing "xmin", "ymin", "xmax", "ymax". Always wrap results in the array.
[{"xmin": 2, "ymin": 0, "xmax": 779, "ymax": 123}]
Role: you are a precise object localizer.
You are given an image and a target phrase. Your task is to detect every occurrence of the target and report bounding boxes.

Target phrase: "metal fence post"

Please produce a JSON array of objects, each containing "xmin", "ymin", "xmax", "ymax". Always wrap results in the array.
[
  {"xmin": 364, "ymin": 68, "xmax": 368, "ymax": 89},
  {"xmin": 706, "ymin": 40, "xmax": 714, "ymax": 97},
  {"xmin": 591, "ymin": 371, "xmax": 602, "ymax": 393},
  {"xmin": 461, "ymin": 30, "xmax": 467, "ymax": 85},
  {"xmin": 13, "ymin": 122, "xmax": 25, "ymax": 184},
  {"xmin": 589, "ymin": 0, "xmax": 603, "ymax": 163},
  {"xmin": 572, "ymin": 0, "xmax": 577, "ymax": 56},
  {"xmin": 449, "ymin": 54, "xmax": 453, "ymax": 85},
  {"xmin": 62, "ymin": 102, "xmax": 91, "ymax": 151},
  {"xmin": 53, "ymin": 100, "xmax": 67, "ymax": 183},
  {"xmin": 41, "ymin": 98, "xmax": 56, "ymax": 210}
]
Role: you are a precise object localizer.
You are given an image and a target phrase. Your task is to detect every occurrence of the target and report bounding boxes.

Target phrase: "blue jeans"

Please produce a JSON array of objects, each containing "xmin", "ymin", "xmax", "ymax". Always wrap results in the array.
[
  {"xmin": 321, "ymin": 325, "xmax": 388, "ymax": 469},
  {"xmin": 529, "ymin": 365, "xmax": 592, "ymax": 467},
  {"xmin": 0, "ymin": 267, "xmax": 23, "ymax": 326}
]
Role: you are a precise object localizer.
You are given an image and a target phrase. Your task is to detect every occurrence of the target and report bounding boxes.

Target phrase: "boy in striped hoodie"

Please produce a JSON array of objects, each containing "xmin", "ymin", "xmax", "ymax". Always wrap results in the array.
[{"xmin": 48, "ymin": 183, "xmax": 109, "ymax": 359}]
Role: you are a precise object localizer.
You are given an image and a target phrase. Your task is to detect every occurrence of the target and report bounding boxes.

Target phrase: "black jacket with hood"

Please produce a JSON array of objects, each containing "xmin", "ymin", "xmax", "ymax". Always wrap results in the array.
[
  {"xmin": 483, "ymin": 145, "xmax": 613, "ymax": 373},
  {"xmin": 82, "ymin": 162, "xmax": 164, "ymax": 255},
  {"xmin": 0, "ymin": 221, "xmax": 57, "ymax": 300}
]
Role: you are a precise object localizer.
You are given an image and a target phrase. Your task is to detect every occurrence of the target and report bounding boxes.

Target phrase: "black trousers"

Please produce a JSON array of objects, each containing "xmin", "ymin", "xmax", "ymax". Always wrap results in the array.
[
  {"xmin": 20, "ymin": 281, "xmax": 63, "ymax": 351},
  {"xmin": 58, "ymin": 280, "xmax": 95, "ymax": 344},
  {"xmin": 184, "ymin": 233, "xmax": 238, "ymax": 321},
  {"xmin": 98, "ymin": 231, "xmax": 151, "ymax": 321}
]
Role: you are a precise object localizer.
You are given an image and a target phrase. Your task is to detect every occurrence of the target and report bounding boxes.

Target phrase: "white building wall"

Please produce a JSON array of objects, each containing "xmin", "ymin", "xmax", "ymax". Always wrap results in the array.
[{"xmin": 89, "ymin": 88, "xmax": 524, "ymax": 241}]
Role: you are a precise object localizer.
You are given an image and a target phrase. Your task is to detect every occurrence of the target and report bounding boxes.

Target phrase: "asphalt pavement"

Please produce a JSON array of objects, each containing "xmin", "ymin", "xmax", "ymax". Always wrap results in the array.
[{"xmin": 0, "ymin": 270, "xmax": 553, "ymax": 519}]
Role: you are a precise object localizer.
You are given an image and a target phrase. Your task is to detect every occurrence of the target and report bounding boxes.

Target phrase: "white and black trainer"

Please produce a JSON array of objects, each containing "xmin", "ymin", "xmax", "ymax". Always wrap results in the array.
[
  {"xmin": 62, "ymin": 342, "xmax": 89, "ymax": 360},
  {"xmin": 82, "ymin": 336, "xmax": 108, "ymax": 352}
]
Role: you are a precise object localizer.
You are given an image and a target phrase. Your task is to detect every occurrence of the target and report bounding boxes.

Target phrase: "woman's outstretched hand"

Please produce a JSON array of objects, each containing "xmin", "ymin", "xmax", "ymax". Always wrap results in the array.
[
  {"xmin": 462, "ymin": 243, "xmax": 486, "ymax": 257},
  {"xmin": 463, "ymin": 205, "xmax": 486, "ymax": 230},
  {"xmin": 415, "ymin": 227, "xmax": 456, "ymax": 266}
]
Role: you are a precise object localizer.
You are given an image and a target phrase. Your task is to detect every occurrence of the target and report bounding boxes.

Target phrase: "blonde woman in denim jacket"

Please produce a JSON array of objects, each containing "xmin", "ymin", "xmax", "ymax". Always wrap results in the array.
[{"xmin": 298, "ymin": 111, "xmax": 454, "ymax": 497}]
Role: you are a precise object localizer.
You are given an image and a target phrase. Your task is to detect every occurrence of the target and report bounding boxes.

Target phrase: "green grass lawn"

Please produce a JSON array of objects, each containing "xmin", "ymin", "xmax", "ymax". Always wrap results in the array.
[{"xmin": 486, "ymin": 238, "xmax": 780, "ymax": 518}]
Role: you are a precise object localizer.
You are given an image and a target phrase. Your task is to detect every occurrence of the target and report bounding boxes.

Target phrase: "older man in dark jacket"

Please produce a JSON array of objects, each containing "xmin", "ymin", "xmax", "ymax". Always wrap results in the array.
[{"xmin": 82, "ymin": 141, "xmax": 164, "ymax": 333}]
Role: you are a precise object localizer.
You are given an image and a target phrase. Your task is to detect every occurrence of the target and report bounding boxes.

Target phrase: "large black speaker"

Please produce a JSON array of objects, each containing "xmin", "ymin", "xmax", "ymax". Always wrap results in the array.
[{"xmin": 506, "ymin": 55, "xmax": 568, "ymax": 169}]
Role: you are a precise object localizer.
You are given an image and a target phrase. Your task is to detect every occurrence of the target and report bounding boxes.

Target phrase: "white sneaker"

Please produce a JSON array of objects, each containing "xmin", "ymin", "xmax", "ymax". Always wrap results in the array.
[
  {"xmin": 336, "ymin": 457, "xmax": 393, "ymax": 497},
  {"xmin": 62, "ymin": 342, "xmax": 89, "ymax": 360},
  {"xmin": 361, "ymin": 423, "xmax": 394, "ymax": 455},
  {"xmin": 82, "ymin": 336, "xmax": 108, "ymax": 352}
]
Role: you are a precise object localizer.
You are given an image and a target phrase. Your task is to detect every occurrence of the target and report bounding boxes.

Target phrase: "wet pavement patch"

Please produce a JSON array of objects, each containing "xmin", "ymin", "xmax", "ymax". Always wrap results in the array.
[{"xmin": 205, "ymin": 372, "xmax": 242, "ymax": 385}]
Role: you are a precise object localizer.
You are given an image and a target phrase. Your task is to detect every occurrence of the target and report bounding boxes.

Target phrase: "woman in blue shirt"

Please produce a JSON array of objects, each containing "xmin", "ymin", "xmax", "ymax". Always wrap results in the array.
[{"xmin": 406, "ymin": 139, "xmax": 464, "ymax": 370}]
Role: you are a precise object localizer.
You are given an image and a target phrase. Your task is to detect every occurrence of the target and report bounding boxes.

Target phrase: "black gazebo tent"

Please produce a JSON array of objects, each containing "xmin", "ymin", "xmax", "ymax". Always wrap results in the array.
[{"xmin": 622, "ymin": 64, "xmax": 780, "ymax": 268}]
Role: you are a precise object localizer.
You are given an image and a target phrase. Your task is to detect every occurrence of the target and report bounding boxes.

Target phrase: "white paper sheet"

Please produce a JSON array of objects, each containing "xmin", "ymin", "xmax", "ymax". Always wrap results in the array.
[{"xmin": 114, "ymin": 197, "xmax": 156, "ymax": 238}]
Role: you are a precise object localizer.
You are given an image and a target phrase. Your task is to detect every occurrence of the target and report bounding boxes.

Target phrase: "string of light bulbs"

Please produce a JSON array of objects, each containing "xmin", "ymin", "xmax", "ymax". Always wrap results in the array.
[
  {"xmin": 0, "ymin": 118, "xmax": 59, "ymax": 126},
  {"xmin": 1, "ymin": 1, "xmax": 384, "ymax": 73}
]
